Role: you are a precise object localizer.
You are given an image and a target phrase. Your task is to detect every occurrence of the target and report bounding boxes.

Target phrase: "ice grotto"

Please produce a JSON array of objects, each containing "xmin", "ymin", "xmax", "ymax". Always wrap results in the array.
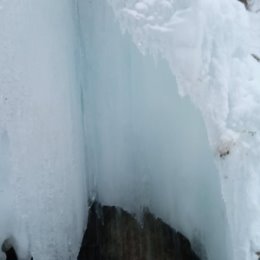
[{"xmin": 0, "ymin": 0, "xmax": 260, "ymax": 260}]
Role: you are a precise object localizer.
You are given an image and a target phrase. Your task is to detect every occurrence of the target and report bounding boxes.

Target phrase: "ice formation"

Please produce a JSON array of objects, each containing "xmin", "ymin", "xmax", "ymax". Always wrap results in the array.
[
  {"xmin": 106, "ymin": 0, "xmax": 260, "ymax": 259},
  {"xmin": 79, "ymin": 1, "xmax": 229, "ymax": 260},
  {"xmin": 0, "ymin": 1, "xmax": 87, "ymax": 259},
  {"xmin": 0, "ymin": 0, "xmax": 260, "ymax": 260}
]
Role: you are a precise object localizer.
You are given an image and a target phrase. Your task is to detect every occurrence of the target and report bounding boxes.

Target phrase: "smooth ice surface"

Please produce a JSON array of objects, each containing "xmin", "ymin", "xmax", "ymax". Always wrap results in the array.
[
  {"xmin": 0, "ymin": 1, "xmax": 87, "ymax": 259},
  {"xmin": 79, "ymin": 1, "xmax": 229, "ymax": 259}
]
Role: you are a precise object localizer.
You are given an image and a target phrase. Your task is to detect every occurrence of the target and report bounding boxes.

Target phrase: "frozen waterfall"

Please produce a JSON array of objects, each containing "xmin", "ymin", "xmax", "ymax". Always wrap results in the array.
[
  {"xmin": 0, "ymin": 1, "xmax": 87, "ymax": 259},
  {"xmin": 0, "ymin": 0, "xmax": 260, "ymax": 260}
]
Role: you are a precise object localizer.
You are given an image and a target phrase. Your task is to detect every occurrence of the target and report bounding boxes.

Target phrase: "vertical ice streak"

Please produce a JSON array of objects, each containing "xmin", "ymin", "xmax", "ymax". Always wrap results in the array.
[
  {"xmin": 79, "ymin": 1, "xmax": 230, "ymax": 260},
  {"xmin": 0, "ymin": 1, "xmax": 87, "ymax": 259}
]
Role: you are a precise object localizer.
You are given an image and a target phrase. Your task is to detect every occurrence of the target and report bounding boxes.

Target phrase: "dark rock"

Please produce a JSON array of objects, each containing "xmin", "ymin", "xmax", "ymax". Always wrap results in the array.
[
  {"xmin": 237, "ymin": 0, "xmax": 249, "ymax": 9},
  {"xmin": 78, "ymin": 202, "xmax": 201, "ymax": 260},
  {"xmin": 252, "ymin": 54, "xmax": 260, "ymax": 62},
  {"xmin": 1, "ymin": 244, "xmax": 18, "ymax": 260},
  {"xmin": 1, "ymin": 239, "xmax": 18, "ymax": 260},
  {"xmin": 5, "ymin": 247, "xmax": 17, "ymax": 260}
]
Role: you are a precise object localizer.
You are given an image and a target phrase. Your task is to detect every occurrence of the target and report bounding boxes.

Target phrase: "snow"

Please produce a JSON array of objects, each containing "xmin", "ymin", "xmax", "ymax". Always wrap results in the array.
[
  {"xmin": 0, "ymin": 0, "xmax": 260, "ymax": 260},
  {"xmin": 250, "ymin": 0, "xmax": 260, "ymax": 12}
]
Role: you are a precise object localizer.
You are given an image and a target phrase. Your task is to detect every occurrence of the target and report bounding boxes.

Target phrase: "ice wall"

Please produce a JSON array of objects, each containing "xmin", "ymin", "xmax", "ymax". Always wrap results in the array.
[
  {"xmin": 0, "ymin": 1, "xmax": 87, "ymax": 259},
  {"xmin": 78, "ymin": 1, "xmax": 230, "ymax": 259},
  {"xmin": 105, "ymin": 0, "xmax": 260, "ymax": 260},
  {"xmin": 1, "ymin": 0, "xmax": 259, "ymax": 260}
]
